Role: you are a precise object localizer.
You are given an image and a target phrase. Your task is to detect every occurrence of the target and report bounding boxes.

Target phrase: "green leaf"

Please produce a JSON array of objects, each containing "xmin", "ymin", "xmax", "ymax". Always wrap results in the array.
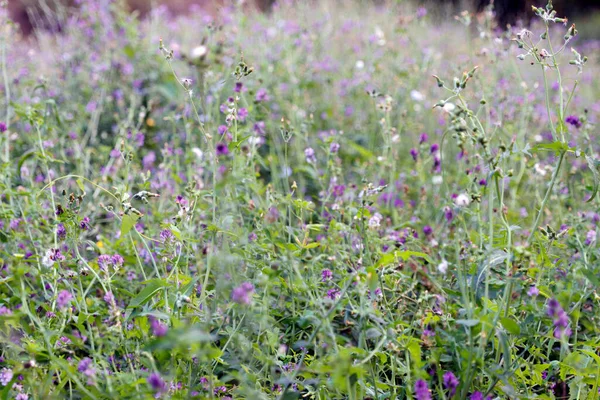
[
  {"xmin": 585, "ymin": 155, "xmax": 600, "ymax": 202},
  {"xmin": 76, "ymin": 179, "xmax": 85, "ymax": 192},
  {"xmin": 126, "ymin": 279, "xmax": 167, "ymax": 311},
  {"xmin": 376, "ymin": 250, "xmax": 432, "ymax": 268},
  {"xmin": 532, "ymin": 141, "xmax": 570, "ymax": 155},
  {"xmin": 500, "ymin": 317, "xmax": 521, "ymax": 335},
  {"xmin": 456, "ymin": 319, "xmax": 480, "ymax": 327},
  {"xmin": 121, "ymin": 214, "xmax": 141, "ymax": 237}
]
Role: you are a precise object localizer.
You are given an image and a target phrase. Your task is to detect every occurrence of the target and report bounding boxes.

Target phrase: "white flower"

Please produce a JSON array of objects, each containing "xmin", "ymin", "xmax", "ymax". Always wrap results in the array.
[
  {"xmin": 454, "ymin": 193, "xmax": 471, "ymax": 207},
  {"xmin": 355, "ymin": 60, "xmax": 365, "ymax": 69},
  {"xmin": 438, "ymin": 259, "xmax": 449, "ymax": 274},
  {"xmin": 442, "ymin": 102, "xmax": 455, "ymax": 113},
  {"xmin": 190, "ymin": 45, "xmax": 208, "ymax": 59},
  {"xmin": 410, "ymin": 90, "xmax": 425, "ymax": 102},
  {"xmin": 368, "ymin": 213, "xmax": 383, "ymax": 229},
  {"xmin": 432, "ymin": 175, "xmax": 443, "ymax": 185}
]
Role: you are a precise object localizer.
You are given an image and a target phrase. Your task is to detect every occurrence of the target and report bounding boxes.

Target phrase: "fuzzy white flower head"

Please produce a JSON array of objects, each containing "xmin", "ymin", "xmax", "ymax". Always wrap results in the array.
[
  {"xmin": 368, "ymin": 213, "xmax": 383, "ymax": 229},
  {"xmin": 190, "ymin": 45, "xmax": 208, "ymax": 59},
  {"xmin": 454, "ymin": 193, "xmax": 470, "ymax": 207},
  {"xmin": 410, "ymin": 90, "xmax": 425, "ymax": 102},
  {"xmin": 438, "ymin": 259, "xmax": 449, "ymax": 274}
]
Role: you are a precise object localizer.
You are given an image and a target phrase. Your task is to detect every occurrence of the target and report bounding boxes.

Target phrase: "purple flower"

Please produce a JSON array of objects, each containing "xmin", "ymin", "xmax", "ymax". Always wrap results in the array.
[
  {"xmin": 79, "ymin": 217, "xmax": 90, "ymax": 230},
  {"xmin": 111, "ymin": 254, "xmax": 124, "ymax": 268},
  {"xmin": 253, "ymin": 121, "xmax": 266, "ymax": 135},
  {"xmin": 321, "ymin": 269, "xmax": 333, "ymax": 282},
  {"xmin": 150, "ymin": 317, "xmax": 168, "ymax": 337},
  {"xmin": 78, "ymin": 358, "xmax": 95, "ymax": 376},
  {"xmin": 0, "ymin": 306, "xmax": 11, "ymax": 316},
  {"xmin": 0, "ymin": 368, "xmax": 13, "ymax": 386},
  {"xmin": 56, "ymin": 224, "xmax": 67, "ymax": 240},
  {"xmin": 160, "ymin": 229, "xmax": 174, "ymax": 243},
  {"xmin": 326, "ymin": 288, "xmax": 340, "ymax": 300},
  {"xmin": 430, "ymin": 143, "xmax": 439, "ymax": 153},
  {"xmin": 410, "ymin": 148, "xmax": 418, "ymax": 161},
  {"xmin": 0, "ymin": 122, "xmax": 6, "ymax": 133},
  {"xmin": 414, "ymin": 379, "xmax": 431, "ymax": 400},
  {"xmin": 234, "ymin": 82, "xmax": 243, "ymax": 93},
  {"xmin": 585, "ymin": 230, "xmax": 596, "ymax": 245},
  {"xmin": 305, "ymin": 147, "xmax": 317, "ymax": 164},
  {"xmin": 423, "ymin": 225, "xmax": 433, "ymax": 236},
  {"xmin": 255, "ymin": 88, "xmax": 269, "ymax": 102},
  {"xmin": 419, "ymin": 133, "xmax": 428, "ymax": 144},
  {"xmin": 98, "ymin": 255, "xmax": 112, "ymax": 272},
  {"xmin": 470, "ymin": 392, "xmax": 484, "ymax": 400},
  {"xmin": 443, "ymin": 371, "xmax": 459, "ymax": 397},
  {"xmin": 237, "ymin": 107, "xmax": 248, "ymax": 121},
  {"xmin": 329, "ymin": 142, "xmax": 340, "ymax": 153},
  {"xmin": 547, "ymin": 298, "xmax": 571, "ymax": 339},
  {"xmin": 565, "ymin": 115, "xmax": 582, "ymax": 128},
  {"xmin": 527, "ymin": 286, "xmax": 539, "ymax": 297},
  {"xmin": 216, "ymin": 143, "xmax": 229, "ymax": 157},
  {"xmin": 104, "ymin": 291, "xmax": 115, "ymax": 305},
  {"xmin": 147, "ymin": 373, "xmax": 166, "ymax": 393},
  {"xmin": 57, "ymin": 290, "xmax": 73, "ymax": 309},
  {"xmin": 231, "ymin": 282, "xmax": 255, "ymax": 305},
  {"xmin": 218, "ymin": 125, "xmax": 228, "ymax": 135}
]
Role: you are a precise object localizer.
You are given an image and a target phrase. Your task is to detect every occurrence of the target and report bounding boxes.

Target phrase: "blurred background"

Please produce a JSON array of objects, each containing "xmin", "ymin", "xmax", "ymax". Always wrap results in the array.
[{"xmin": 7, "ymin": 0, "xmax": 600, "ymax": 38}]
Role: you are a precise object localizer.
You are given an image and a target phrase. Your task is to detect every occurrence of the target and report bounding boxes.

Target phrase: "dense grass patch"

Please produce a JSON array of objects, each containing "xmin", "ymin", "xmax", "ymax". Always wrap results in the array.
[{"xmin": 0, "ymin": 1, "xmax": 599, "ymax": 399}]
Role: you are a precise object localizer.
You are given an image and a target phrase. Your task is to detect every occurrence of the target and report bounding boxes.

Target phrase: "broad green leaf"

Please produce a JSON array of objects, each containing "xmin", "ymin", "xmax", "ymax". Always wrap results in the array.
[
  {"xmin": 500, "ymin": 317, "xmax": 521, "ymax": 335},
  {"xmin": 121, "ymin": 214, "xmax": 141, "ymax": 237}
]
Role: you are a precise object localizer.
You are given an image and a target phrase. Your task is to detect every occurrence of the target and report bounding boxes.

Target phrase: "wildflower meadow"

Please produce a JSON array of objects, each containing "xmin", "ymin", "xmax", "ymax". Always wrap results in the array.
[{"xmin": 0, "ymin": 0, "xmax": 599, "ymax": 398}]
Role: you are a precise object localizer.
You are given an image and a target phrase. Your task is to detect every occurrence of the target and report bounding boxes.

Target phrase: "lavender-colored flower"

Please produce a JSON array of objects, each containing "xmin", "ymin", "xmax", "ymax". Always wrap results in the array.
[
  {"xmin": 423, "ymin": 225, "xmax": 433, "ymax": 236},
  {"xmin": 98, "ymin": 255, "xmax": 112, "ymax": 272},
  {"xmin": 430, "ymin": 143, "xmax": 439, "ymax": 153},
  {"xmin": 147, "ymin": 373, "xmax": 166, "ymax": 392},
  {"xmin": 255, "ymin": 88, "xmax": 269, "ymax": 102},
  {"xmin": 237, "ymin": 107, "xmax": 248, "ymax": 121},
  {"xmin": 234, "ymin": 82, "xmax": 243, "ymax": 93},
  {"xmin": 56, "ymin": 224, "xmax": 67, "ymax": 240},
  {"xmin": 585, "ymin": 230, "xmax": 596, "ymax": 245},
  {"xmin": 231, "ymin": 282, "xmax": 255, "ymax": 305},
  {"xmin": 443, "ymin": 371, "xmax": 459, "ymax": 397},
  {"xmin": 216, "ymin": 142, "xmax": 229, "ymax": 156},
  {"xmin": 547, "ymin": 298, "xmax": 571, "ymax": 339},
  {"xmin": 15, "ymin": 393, "xmax": 28, "ymax": 400},
  {"xmin": 79, "ymin": 217, "xmax": 90, "ymax": 230},
  {"xmin": 42, "ymin": 248, "xmax": 66, "ymax": 267},
  {"xmin": 0, "ymin": 368, "xmax": 12, "ymax": 386},
  {"xmin": 305, "ymin": 147, "xmax": 317, "ymax": 164},
  {"xmin": 111, "ymin": 254, "xmax": 124, "ymax": 268},
  {"xmin": 150, "ymin": 318, "xmax": 168, "ymax": 337},
  {"xmin": 321, "ymin": 269, "xmax": 333, "ymax": 282},
  {"xmin": 0, "ymin": 306, "xmax": 11, "ymax": 316},
  {"xmin": 419, "ymin": 133, "xmax": 428, "ymax": 144},
  {"xmin": 218, "ymin": 125, "xmax": 228, "ymax": 135},
  {"xmin": 326, "ymin": 288, "xmax": 340, "ymax": 300},
  {"xmin": 527, "ymin": 286, "xmax": 539, "ymax": 297},
  {"xmin": 78, "ymin": 358, "xmax": 94, "ymax": 375},
  {"xmin": 414, "ymin": 379, "xmax": 431, "ymax": 400},
  {"xmin": 104, "ymin": 291, "xmax": 115, "ymax": 305},
  {"xmin": 0, "ymin": 122, "xmax": 6, "ymax": 133},
  {"xmin": 329, "ymin": 142, "xmax": 340, "ymax": 153},
  {"xmin": 160, "ymin": 229, "xmax": 174, "ymax": 243},
  {"xmin": 57, "ymin": 290, "xmax": 73, "ymax": 309},
  {"xmin": 214, "ymin": 386, "xmax": 227, "ymax": 395},
  {"xmin": 416, "ymin": 7, "xmax": 428, "ymax": 18}
]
